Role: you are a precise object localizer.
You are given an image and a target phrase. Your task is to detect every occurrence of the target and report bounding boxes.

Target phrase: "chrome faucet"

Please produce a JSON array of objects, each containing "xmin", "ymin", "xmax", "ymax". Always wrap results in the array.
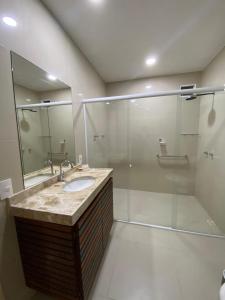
[
  {"xmin": 59, "ymin": 160, "xmax": 74, "ymax": 181},
  {"xmin": 47, "ymin": 160, "xmax": 54, "ymax": 175}
]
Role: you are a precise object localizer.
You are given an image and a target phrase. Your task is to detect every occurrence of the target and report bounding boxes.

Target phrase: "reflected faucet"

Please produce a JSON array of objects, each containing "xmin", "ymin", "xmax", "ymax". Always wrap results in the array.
[
  {"xmin": 47, "ymin": 160, "xmax": 54, "ymax": 175},
  {"xmin": 59, "ymin": 160, "xmax": 74, "ymax": 181}
]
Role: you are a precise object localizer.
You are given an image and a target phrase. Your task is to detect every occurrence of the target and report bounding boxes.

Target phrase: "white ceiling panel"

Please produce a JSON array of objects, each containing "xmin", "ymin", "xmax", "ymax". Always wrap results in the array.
[{"xmin": 42, "ymin": 0, "xmax": 225, "ymax": 82}]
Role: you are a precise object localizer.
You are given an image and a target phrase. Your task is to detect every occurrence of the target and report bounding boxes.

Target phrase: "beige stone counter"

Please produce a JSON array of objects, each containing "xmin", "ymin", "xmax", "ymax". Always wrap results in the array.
[{"xmin": 9, "ymin": 166, "xmax": 113, "ymax": 226}]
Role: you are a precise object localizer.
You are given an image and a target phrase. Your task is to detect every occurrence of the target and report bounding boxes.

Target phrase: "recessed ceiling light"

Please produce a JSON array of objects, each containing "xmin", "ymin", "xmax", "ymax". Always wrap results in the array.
[
  {"xmin": 90, "ymin": 0, "xmax": 103, "ymax": 3},
  {"xmin": 145, "ymin": 85, "xmax": 152, "ymax": 89},
  {"xmin": 2, "ymin": 16, "xmax": 17, "ymax": 27},
  {"xmin": 146, "ymin": 57, "xmax": 157, "ymax": 66},
  {"xmin": 47, "ymin": 74, "xmax": 57, "ymax": 81}
]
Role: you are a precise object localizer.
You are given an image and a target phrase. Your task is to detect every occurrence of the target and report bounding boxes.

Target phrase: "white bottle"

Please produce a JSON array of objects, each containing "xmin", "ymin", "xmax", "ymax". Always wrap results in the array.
[
  {"xmin": 220, "ymin": 270, "xmax": 225, "ymax": 300},
  {"xmin": 220, "ymin": 284, "xmax": 225, "ymax": 300}
]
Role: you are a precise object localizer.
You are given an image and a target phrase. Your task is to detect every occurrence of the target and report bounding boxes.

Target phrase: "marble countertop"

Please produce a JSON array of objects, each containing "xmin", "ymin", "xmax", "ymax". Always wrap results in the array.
[{"xmin": 9, "ymin": 166, "xmax": 113, "ymax": 226}]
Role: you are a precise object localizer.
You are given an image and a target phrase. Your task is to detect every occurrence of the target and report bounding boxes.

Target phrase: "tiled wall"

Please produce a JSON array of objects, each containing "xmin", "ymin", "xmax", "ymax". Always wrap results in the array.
[
  {"xmin": 105, "ymin": 72, "xmax": 201, "ymax": 194},
  {"xmin": 196, "ymin": 46, "xmax": 225, "ymax": 232}
]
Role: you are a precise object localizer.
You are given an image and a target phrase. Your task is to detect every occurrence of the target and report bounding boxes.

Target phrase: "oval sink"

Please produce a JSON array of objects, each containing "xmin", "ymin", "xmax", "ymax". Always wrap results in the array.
[{"xmin": 63, "ymin": 176, "xmax": 95, "ymax": 192}]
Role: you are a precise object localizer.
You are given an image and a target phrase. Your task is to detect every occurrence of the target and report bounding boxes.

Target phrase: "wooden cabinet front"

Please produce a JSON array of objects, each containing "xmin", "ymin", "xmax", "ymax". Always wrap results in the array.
[{"xmin": 15, "ymin": 178, "xmax": 113, "ymax": 300}]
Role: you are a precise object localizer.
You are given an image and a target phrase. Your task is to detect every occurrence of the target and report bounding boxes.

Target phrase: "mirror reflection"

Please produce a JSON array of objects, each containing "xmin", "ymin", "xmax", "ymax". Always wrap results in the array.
[{"xmin": 11, "ymin": 52, "xmax": 75, "ymax": 188}]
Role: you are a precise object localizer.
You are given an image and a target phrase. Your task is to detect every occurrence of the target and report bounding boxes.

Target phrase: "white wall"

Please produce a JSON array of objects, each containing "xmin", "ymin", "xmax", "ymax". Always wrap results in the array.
[
  {"xmin": 0, "ymin": 45, "xmax": 31, "ymax": 300},
  {"xmin": 195, "ymin": 46, "xmax": 225, "ymax": 232},
  {"xmin": 0, "ymin": 48, "xmax": 23, "ymax": 192},
  {"xmin": 106, "ymin": 72, "xmax": 201, "ymax": 194},
  {"xmin": 0, "ymin": 1, "xmax": 106, "ymax": 299},
  {"xmin": 0, "ymin": 0, "xmax": 106, "ymax": 180}
]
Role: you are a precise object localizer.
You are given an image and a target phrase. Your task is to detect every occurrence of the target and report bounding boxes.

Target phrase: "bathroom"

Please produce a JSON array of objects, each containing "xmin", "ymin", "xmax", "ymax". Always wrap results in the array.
[{"xmin": 1, "ymin": 0, "xmax": 225, "ymax": 299}]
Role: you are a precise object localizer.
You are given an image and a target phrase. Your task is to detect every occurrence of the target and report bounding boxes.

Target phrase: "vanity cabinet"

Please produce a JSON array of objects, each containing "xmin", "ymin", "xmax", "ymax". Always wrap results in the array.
[{"xmin": 15, "ymin": 178, "xmax": 113, "ymax": 300}]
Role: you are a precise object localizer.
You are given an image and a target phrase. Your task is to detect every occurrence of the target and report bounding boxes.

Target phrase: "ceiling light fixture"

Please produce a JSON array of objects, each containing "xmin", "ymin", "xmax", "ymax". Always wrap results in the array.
[
  {"xmin": 90, "ymin": 0, "xmax": 103, "ymax": 3},
  {"xmin": 145, "ymin": 57, "xmax": 157, "ymax": 66},
  {"xmin": 2, "ymin": 16, "xmax": 17, "ymax": 27},
  {"xmin": 47, "ymin": 74, "xmax": 57, "ymax": 81}
]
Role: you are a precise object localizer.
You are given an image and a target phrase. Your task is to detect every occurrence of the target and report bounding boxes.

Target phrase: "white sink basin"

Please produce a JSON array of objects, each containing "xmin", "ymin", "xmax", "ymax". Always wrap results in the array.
[{"xmin": 63, "ymin": 176, "xmax": 95, "ymax": 192}]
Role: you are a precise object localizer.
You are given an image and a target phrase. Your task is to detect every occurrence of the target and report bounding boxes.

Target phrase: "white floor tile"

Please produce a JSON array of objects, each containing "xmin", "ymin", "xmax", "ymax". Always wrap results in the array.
[
  {"xmin": 114, "ymin": 188, "xmax": 223, "ymax": 235},
  {"xmin": 31, "ymin": 222, "xmax": 225, "ymax": 300}
]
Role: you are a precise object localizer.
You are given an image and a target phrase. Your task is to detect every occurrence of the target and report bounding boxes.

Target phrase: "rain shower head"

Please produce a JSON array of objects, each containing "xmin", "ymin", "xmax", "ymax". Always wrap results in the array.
[
  {"xmin": 185, "ymin": 95, "xmax": 197, "ymax": 101},
  {"xmin": 185, "ymin": 92, "xmax": 215, "ymax": 101}
]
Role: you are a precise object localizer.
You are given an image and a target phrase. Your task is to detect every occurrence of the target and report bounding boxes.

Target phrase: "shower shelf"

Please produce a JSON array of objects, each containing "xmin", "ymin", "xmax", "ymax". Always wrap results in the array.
[
  {"xmin": 38, "ymin": 135, "xmax": 52, "ymax": 138},
  {"xmin": 180, "ymin": 133, "xmax": 199, "ymax": 136},
  {"xmin": 157, "ymin": 154, "xmax": 188, "ymax": 159}
]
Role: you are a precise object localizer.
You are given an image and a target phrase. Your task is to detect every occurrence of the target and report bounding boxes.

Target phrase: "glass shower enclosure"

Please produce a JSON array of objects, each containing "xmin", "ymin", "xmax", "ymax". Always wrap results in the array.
[{"xmin": 84, "ymin": 88, "xmax": 225, "ymax": 237}]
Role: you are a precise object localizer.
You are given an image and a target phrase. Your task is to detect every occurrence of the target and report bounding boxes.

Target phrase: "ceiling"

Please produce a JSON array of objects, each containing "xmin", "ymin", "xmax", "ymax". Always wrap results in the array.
[
  {"xmin": 11, "ymin": 52, "xmax": 69, "ymax": 92},
  {"xmin": 42, "ymin": 0, "xmax": 225, "ymax": 83}
]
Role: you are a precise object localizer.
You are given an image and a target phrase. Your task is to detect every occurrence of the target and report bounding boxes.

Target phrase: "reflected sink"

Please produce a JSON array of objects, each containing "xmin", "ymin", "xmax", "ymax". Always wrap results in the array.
[
  {"xmin": 63, "ymin": 176, "xmax": 95, "ymax": 192},
  {"xmin": 24, "ymin": 174, "xmax": 53, "ymax": 188}
]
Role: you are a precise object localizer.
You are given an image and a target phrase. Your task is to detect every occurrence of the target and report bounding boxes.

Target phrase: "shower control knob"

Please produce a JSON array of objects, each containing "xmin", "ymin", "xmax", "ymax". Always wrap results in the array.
[
  {"xmin": 209, "ymin": 152, "xmax": 214, "ymax": 159},
  {"xmin": 203, "ymin": 151, "xmax": 209, "ymax": 158}
]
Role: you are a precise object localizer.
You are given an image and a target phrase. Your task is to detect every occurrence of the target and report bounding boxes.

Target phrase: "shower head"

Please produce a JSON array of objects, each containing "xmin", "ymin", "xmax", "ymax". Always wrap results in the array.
[
  {"xmin": 185, "ymin": 95, "xmax": 197, "ymax": 101},
  {"xmin": 184, "ymin": 92, "xmax": 215, "ymax": 101}
]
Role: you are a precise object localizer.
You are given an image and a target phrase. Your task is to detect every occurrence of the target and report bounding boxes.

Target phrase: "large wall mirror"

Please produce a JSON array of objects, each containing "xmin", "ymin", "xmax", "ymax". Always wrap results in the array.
[{"xmin": 11, "ymin": 52, "xmax": 76, "ymax": 189}]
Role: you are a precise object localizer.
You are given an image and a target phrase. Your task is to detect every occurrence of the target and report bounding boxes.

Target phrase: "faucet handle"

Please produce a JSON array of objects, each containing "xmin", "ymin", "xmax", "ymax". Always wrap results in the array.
[{"xmin": 44, "ymin": 159, "xmax": 52, "ymax": 166}]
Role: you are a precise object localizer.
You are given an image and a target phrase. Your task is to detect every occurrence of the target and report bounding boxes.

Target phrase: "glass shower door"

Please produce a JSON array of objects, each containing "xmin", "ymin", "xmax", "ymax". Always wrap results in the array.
[
  {"xmin": 85, "ymin": 90, "xmax": 225, "ymax": 237},
  {"xmin": 85, "ymin": 100, "xmax": 130, "ymax": 222},
  {"xmin": 128, "ymin": 96, "xmax": 178, "ymax": 228},
  {"xmin": 175, "ymin": 92, "xmax": 225, "ymax": 236},
  {"xmin": 17, "ymin": 107, "xmax": 51, "ymax": 175}
]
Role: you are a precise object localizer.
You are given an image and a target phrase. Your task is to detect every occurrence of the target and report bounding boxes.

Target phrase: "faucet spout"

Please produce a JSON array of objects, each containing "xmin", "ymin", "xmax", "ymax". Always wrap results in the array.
[
  {"xmin": 47, "ymin": 160, "xmax": 54, "ymax": 175},
  {"xmin": 59, "ymin": 160, "xmax": 74, "ymax": 181}
]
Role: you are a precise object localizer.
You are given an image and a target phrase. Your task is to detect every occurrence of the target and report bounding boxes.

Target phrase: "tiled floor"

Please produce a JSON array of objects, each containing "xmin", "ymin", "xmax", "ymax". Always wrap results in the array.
[
  {"xmin": 114, "ymin": 188, "xmax": 223, "ymax": 235},
  {"xmin": 32, "ymin": 222, "xmax": 225, "ymax": 300}
]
